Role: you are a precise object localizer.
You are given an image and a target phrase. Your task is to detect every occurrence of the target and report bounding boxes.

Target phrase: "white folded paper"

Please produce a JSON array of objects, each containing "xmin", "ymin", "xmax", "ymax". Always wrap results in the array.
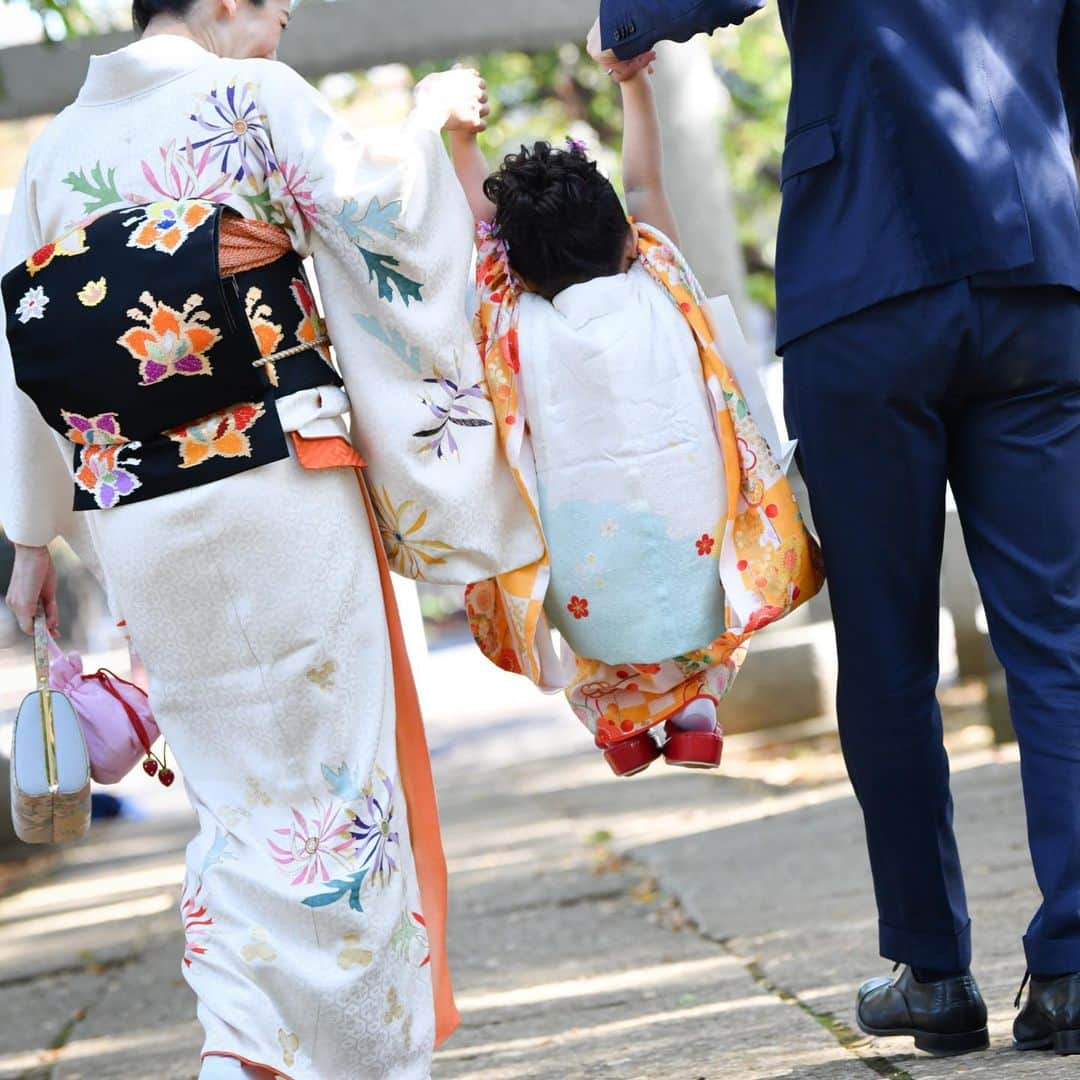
[{"xmin": 707, "ymin": 296, "xmax": 798, "ymax": 474}]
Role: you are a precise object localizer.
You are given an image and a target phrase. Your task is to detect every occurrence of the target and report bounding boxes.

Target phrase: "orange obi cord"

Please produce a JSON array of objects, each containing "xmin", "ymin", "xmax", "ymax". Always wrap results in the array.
[
  {"xmin": 218, "ymin": 214, "xmax": 293, "ymax": 275},
  {"xmin": 291, "ymin": 432, "xmax": 460, "ymax": 1047}
]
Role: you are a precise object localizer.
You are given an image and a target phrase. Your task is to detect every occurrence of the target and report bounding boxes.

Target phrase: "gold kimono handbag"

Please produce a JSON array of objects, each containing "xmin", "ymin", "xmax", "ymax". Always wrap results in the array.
[{"xmin": 9, "ymin": 612, "xmax": 91, "ymax": 844}]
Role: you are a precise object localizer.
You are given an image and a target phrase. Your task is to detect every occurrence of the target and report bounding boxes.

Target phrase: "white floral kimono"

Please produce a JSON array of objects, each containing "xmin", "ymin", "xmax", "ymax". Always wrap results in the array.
[{"xmin": 0, "ymin": 35, "xmax": 541, "ymax": 1080}]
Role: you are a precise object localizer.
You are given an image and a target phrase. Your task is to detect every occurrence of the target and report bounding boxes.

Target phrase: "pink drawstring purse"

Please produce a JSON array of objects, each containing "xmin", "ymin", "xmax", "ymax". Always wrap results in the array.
[{"xmin": 47, "ymin": 633, "xmax": 172, "ymax": 787}]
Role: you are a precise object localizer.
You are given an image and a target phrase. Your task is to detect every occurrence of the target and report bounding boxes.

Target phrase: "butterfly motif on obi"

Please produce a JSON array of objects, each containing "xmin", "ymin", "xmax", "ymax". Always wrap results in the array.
[
  {"xmin": 62, "ymin": 410, "xmax": 143, "ymax": 510},
  {"xmin": 61, "ymin": 410, "xmax": 129, "ymax": 447},
  {"xmin": 116, "ymin": 291, "xmax": 221, "ymax": 386},
  {"xmin": 167, "ymin": 400, "xmax": 265, "ymax": 469}
]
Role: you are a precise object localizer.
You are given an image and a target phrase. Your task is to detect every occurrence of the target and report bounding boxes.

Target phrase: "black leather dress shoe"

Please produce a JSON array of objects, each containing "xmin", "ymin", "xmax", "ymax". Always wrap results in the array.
[
  {"xmin": 1014, "ymin": 972, "xmax": 1080, "ymax": 1054},
  {"xmin": 856, "ymin": 965, "xmax": 989, "ymax": 1055}
]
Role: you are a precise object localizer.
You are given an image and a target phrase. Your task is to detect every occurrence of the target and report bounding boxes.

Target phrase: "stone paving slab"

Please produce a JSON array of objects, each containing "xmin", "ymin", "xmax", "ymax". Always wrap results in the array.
[
  {"xmin": 435, "ymin": 760, "xmax": 858, "ymax": 1080},
  {"xmin": 605, "ymin": 752, "xmax": 1066, "ymax": 1079},
  {"xmin": 1, "ymin": 713, "xmax": 1068, "ymax": 1080}
]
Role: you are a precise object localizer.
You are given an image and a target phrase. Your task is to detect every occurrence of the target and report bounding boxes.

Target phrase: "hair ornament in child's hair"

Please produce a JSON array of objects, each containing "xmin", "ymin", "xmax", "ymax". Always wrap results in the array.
[{"xmin": 565, "ymin": 136, "xmax": 589, "ymax": 156}]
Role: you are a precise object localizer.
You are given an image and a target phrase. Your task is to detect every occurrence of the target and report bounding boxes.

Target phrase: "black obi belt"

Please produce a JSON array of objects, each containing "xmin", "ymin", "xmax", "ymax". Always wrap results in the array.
[{"xmin": 2, "ymin": 201, "xmax": 341, "ymax": 510}]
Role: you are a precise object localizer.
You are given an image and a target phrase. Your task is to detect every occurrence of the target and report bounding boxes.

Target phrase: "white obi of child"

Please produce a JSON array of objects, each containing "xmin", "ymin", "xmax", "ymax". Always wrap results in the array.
[{"xmin": 518, "ymin": 260, "xmax": 727, "ymax": 665}]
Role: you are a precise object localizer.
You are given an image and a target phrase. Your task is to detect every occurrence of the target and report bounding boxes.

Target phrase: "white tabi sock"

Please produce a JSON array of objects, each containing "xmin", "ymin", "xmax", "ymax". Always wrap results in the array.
[{"xmin": 668, "ymin": 697, "xmax": 718, "ymax": 732}]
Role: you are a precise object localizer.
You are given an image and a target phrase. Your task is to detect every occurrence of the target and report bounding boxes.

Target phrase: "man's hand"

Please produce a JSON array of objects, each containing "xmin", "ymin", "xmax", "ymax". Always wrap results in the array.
[
  {"xmin": 6, "ymin": 543, "xmax": 58, "ymax": 636},
  {"xmin": 587, "ymin": 17, "xmax": 656, "ymax": 82},
  {"xmin": 414, "ymin": 68, "xmax": 490, "ymax": 134}
]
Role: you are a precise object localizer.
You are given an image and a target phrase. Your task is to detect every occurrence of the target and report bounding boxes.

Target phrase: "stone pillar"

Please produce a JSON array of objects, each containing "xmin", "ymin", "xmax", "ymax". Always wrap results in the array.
[{"xmin": 649, "ymin": 39, "xmax": 752, "ymax": 332}]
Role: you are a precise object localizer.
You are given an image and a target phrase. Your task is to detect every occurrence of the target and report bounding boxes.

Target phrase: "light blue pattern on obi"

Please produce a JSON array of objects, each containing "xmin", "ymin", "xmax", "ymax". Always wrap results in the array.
[{"xmin": 541, "ymin": 495, "xmax": 727, "ymax": 665}]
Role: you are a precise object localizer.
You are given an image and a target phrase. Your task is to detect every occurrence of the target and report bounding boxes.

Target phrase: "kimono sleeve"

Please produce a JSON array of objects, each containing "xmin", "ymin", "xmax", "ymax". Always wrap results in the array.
[
  {"xmin": 0, "ymin": 167, "xmax": 76, "ymax": 547},
  {"xmin": 254, "ymin": 63, "xmax": 543, "ymax": 585}
]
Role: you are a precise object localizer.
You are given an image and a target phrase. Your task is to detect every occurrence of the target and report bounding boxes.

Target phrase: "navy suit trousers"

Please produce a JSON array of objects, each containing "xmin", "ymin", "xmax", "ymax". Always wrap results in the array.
[{"xmin": 783, "ymin": 283, "xmax": 1080, "ymax": 974}]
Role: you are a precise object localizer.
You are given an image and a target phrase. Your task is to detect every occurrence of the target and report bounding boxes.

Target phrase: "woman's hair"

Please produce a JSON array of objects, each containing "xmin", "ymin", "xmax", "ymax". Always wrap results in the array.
[
  {"xmin": 131, "ymin": 0, "xmax": 264, "ymax": 31},
  {"xmin": 483, "ymin": 141, "xmax": 629, "ymax": 299}
]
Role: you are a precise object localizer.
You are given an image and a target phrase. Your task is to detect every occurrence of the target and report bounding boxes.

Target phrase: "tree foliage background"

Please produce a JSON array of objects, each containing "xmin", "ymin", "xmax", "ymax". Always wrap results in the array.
[
  {"xmin": 417, "ymin": 13, "xmax": 790, "ymax": 311},
  {"xmin": 10, "ymin": 0, "xmax": 791, "ymax": 311}
]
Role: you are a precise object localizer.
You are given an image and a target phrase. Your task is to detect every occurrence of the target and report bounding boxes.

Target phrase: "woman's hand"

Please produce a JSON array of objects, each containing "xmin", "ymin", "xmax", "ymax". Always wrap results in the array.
[
  {"xmin": 586, "ymin": 17, "xmax": 656, "ymax": 82},
  {"xmin": 6, "ymin": 543, "xmax": 58, "ymax": 636},
  {"xmin": 414, "ymin": 68, "xmax": 490, "ymax": 134}
]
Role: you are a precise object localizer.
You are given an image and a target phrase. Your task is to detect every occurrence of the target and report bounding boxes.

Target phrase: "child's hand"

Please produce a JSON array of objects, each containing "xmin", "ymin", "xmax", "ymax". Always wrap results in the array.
[
  {"xmin": 586, "ymin": 17, "xmax": 656, "ymax": 82},
  {"xmin": 414, "ymin": 68, "xmax": 490, "ymax": 134}
]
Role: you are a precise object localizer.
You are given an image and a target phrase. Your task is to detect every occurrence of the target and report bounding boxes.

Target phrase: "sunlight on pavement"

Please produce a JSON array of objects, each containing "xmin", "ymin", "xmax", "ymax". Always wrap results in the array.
[
  {"xmin": 0, "ymin": 859, "xmax": 185, "ymax": 918},
  {"xmin": 0, "ymin": 891, "xmax": 174, "ymax": 951},
  {"xmin": 457, "ymin": 954, "xmax": 740, "ymax": 1012},
  {"xmin": 437, "ymin": 991, "xmax": 784, "ymax": 1060},
  {"xmin": 0, "ymin": 1020, "xmax": 200, "ymax": 1075}
]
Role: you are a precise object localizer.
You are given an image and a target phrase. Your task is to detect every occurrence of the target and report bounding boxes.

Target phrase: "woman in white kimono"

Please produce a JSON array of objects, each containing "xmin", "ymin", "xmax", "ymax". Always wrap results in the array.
[{"xmin": 1, "ymin": 1, "xmax": 541, "ymax": 1077}]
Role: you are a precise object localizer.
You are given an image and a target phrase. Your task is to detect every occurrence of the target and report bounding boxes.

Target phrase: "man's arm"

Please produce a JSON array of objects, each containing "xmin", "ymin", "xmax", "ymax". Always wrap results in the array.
[
  {"xmin": 599, "ymin": 0, "xmax": 764, "ymax": 62},
  {"xmin": 1062, "ymin": 0, "xmax": 1080, "ymax": 161}
]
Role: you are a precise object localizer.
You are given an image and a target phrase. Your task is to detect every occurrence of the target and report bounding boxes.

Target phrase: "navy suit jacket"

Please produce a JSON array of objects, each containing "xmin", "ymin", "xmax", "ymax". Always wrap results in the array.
[{"xmin": 601, "ymin": 0, "xmax": 1080, "ymax": 349}]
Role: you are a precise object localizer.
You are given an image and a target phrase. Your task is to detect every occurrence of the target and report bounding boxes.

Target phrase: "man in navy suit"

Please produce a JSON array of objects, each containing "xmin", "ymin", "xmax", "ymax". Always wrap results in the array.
[{"xmin": 594, "ymin": 0, "xmax": 1080, "ymax": 1056}]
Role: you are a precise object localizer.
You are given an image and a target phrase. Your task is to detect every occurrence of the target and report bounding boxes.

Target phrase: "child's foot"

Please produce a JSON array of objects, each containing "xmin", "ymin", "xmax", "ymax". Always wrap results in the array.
[
  {"xmin": 663, "ymin": 698, "xmax": 723, "ymax": 769},
  {"xmin": 602, "ymin": 729, "xmax": 662, "ymax": 777}
]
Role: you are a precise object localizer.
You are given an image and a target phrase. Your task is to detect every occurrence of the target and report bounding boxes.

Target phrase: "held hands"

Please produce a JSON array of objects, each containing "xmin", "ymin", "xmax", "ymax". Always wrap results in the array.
[
  {"xmin": 6, "ymin": 544, "xmax": 58, "ymax": 637},
  {"xmin": 413, "ymin": 68, "xmax": 490, "ymax": 135},
  {"xmin": 586, "ymin": 17, "xmax": 656, "ymax": 83}
]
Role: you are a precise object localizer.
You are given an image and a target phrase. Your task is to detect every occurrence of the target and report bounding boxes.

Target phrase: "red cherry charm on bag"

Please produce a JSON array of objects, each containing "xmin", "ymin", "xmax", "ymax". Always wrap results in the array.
[
  {"xmin": 158, "ymin": 768, "xmax": 176, "ymax": 788},
  {"xmin": 143, "ymin": 757, "xmax": 159, "ymax": 778}
]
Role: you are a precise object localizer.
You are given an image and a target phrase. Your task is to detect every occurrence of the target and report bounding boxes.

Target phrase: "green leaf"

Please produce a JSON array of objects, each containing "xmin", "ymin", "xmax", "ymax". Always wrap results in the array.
[
  {"xmin": 241, "ymin": 188, "xmax": 281, "ymax": 224},
  {"xmin": 63, "ymin": 163, "xmax": 122, "ymax": 214},
  {"xmin": 321, "ymin": 762, "xmax": 361, "ymax": 801},
  {"xmin": 302, "ymin": 879, "xmax": 351, "ymax": 908},
  {"xmin": 353, "ymin": 312, "xmax": 421, "ymax": 371},
  {"xmin": 336, "ymin": 196, "xmax": 402, "ymax": 242},
  {"xmin": 302, "ymin": 870, "xmax": 367, "ymax": 911},
  {"xmin": 359, "ymin": 247, "xmax": 423, "ymax": 307}
]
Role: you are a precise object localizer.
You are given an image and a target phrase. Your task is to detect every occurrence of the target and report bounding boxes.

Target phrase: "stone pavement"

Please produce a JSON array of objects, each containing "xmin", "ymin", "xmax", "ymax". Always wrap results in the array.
[{"xmin": 0, "ymin": 648, "xmax": 1068, "ymax": 1080}]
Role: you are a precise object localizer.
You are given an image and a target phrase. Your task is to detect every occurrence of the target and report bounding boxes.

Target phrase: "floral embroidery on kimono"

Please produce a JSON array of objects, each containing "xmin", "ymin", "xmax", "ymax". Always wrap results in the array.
[
  {"xmin": 190, "ymin": 82, "xmax": 277, "ymax": 182},
  {"xmin": 77, "ymin": 277, "xmax": 107, "ymax": 307},
  {"xmin": 118, "ymin": 290, "xmax": 220, "ymax": 385},
  {"xmin": 166, "ymin": 400, "xmax": 266, "ymax": 468},
  {"xmin": 25, "ymin": 226, "xmax": 88, "ymax": 276},
  {"xmin": 371, "ymin": 486, "xmax": 453, "ymax": 580},
  {"xmin": 413, "ymin": 356, "xmax": 493, "ymax": 459},
  {"xmin": 62, "ymin": 409, "xmax": 129, "ymax": 447},
  {"xmin": 71, "ymin": 443, "xmax": 143, "ymax": 509},
  {"xmin": 64, "ymin": 410, "xmax": 143, "ymax": 509},
  {"xmin": 124, "ymin": 198, "xmax": 215, "ymax": 254},
  {"xmin": 182, "ymin": 881, "xmax": 213, "ymax": 967},
  {"xmin": 15, "ymin": 285, "xmax": 49, "ymax": 323},
  {"xmin": 268, "ymin": 798, "xmax": 354, "ymax": 888},
  {"xmin": 347, "ymin": 771, "xmax": 400, "ymax": 886}
]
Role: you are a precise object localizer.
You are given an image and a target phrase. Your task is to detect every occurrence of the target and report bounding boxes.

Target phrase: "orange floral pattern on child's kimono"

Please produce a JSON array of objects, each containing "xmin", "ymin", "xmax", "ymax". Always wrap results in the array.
[{"xmin": 466, "ymin": 223, "xmax": 825, "ymax": 747}]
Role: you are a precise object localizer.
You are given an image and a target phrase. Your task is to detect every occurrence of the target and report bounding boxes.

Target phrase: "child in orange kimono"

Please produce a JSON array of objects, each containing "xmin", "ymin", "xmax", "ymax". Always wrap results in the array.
[{"xmin": 450, "ymin": 62, "xmax": 823, "ymax": 777}]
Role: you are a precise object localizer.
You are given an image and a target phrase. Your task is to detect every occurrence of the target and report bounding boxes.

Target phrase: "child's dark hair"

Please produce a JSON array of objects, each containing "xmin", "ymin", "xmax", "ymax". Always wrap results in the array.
[{"xmin": 483, "ymin": 141, "xmax": 630, "ymax": 299}]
